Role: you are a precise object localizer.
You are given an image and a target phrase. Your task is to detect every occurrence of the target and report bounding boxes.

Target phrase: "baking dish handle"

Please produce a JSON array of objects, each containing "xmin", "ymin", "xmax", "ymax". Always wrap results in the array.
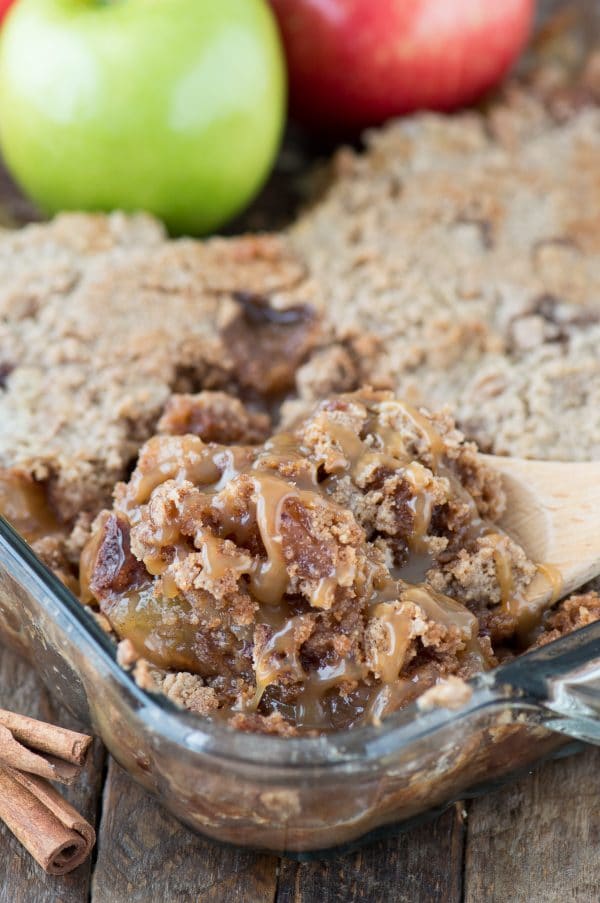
[{"xmin": 496, "ymin": 620, "xmax": 600, "ymax": 745}]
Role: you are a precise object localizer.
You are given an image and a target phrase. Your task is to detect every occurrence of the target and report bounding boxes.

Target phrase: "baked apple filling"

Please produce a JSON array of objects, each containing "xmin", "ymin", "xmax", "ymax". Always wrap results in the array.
[
  {"xmin": 82, "ymin": 390, "xmax": 541, "ymax": 733},
  {"xmin": 0, "ymin": 471, "xmax": 61, "ymax": 544}
]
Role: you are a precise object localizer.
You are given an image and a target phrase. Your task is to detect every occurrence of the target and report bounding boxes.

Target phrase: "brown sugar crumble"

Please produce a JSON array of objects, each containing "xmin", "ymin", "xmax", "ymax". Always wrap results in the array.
[
  {"xmin": 0, "ymin": 214, "xmax": 323, "ymax": 527},
  {"xmin": 82, "ymin": 389, "xmax": 549, "ymax": 735},
  {"xmin": 291, "ymin": 75, "xmax": 600, "ymax": 462},
  {"xmin": 0, "ymin": 214, "xmax": 324, "ymax": 585}
]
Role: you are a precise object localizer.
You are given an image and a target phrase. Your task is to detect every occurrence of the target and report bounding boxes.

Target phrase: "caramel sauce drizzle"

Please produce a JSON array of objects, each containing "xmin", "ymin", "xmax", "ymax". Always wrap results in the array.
[
  {"xmin": 200, "ymin": 534, "xmax": 253, "ymax": 584},
  {"xmin": 0, "ymin": 470, "xmax": 61, "ymax": 544},
  {"xmin": 86, "ymin": 392, "xmax": 550, "ymax": 730},
  {"xmin": 369, "ymin": 603, "xmax": 413, "ymax": 684},
  {"xmin": 129, "ymin": 439, "xmax": 252, "ymax": 509},
  {"xmin": 387, "ymin": 400, "xmax": 446, "ymax": 468},
  {"xmin": 537, "ymin": 562, "xmax": 563, "ymax": 605},
  {"xmin": 493, "ymin": 542, "xmax": 516, "ymax": 613},
  {"xmin": 403, "ymin": 462, "xmax": 436, "ymax": 552},
  {"xmin": 402, "ymin": 585, "xmax": 478, "ymax": 638},
  {"xmin": 252, "ymin": 614, "xmax": 313, "ymax": 708},
  {"xmin": 249, "ymin": 473, "xmax": 296, "ymax": 605},
  {"xmin": 493, "ymin": 542, "xmax": 564, "ymax": 636}
]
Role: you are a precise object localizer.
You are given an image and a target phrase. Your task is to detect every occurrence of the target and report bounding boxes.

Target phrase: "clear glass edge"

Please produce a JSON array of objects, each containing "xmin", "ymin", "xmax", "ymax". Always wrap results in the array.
[{"xmin": 1, "ymin": 515, "xmax": 596, "ymax": 770}]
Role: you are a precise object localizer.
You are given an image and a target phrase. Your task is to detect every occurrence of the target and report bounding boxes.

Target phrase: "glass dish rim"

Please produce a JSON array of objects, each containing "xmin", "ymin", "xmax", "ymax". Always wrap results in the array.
[{"xmin": 0, "ymin": 515, "xmax": 587, "ymax": 771}]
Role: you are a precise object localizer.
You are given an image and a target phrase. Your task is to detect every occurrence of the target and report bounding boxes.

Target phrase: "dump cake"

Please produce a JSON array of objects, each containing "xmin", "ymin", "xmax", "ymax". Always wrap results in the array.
[{"xmin": 1, "ymin": 62, "xmax": 600, "ymax": 734}]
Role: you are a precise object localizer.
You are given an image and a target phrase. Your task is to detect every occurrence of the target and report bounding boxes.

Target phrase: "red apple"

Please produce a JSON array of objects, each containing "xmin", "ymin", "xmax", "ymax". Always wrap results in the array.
[
  {"xmin": 270, "ymin": 0, "xmax": 535, "ymax": 129},
  {"xmin": 0, "ymin": 0, "xmax": 15, "ymax": 23}
]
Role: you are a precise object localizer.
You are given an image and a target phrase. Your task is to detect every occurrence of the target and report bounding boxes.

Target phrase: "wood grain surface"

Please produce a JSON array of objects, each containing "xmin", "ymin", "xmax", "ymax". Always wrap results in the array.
[
  {"xmin": 92, "ymin": 759, "xmax": 279, "ymax": 903},
  {"xmin": 464, "ymin": 747, "xmax": 600, "ymax": 903},
  {"xmin": 275, "ymin": 805, "xmax": 465, "ymax": 903}
]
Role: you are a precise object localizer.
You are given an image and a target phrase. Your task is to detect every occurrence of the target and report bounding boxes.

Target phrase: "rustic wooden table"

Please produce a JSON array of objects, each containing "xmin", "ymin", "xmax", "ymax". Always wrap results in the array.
[{"xmin": 1, "ymin": 2, "xmax": 599, "ymax": 899}]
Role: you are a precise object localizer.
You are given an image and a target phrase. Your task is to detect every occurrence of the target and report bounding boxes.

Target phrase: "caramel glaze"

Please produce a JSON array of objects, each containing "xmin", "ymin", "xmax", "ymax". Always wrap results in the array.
[
  {"xmin": 493, "ymin": 555, "xmax": 564, "ymax": 642},
  {"xmin": 0, "ymin": 469, "xmax": 82, "ymax": 595},
  {"xmin": 0, "ymin": 470, "xmax": 61, "ymax": 543},
  {"xmin": 84, "ymin": 391, "xmax": 545, "ymax": 732}
]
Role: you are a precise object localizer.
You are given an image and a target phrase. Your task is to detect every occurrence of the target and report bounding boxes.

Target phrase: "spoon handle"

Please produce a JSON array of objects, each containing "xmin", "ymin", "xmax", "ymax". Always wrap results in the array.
[{"xmin": 497, "ymin": 620, "xmax": 600, "ymax": 745}]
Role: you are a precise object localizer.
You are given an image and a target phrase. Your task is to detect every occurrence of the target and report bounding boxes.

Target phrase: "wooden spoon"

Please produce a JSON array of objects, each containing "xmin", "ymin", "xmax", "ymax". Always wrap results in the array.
[{"xmin": 481, "ymin": 455, "xmax": 600, "ymax": 617}]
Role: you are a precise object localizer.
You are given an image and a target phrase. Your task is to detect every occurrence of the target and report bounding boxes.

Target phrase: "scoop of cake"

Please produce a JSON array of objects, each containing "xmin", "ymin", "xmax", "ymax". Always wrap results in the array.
[{"xmin": 83, "ymin": 389, "xmax": 540, "ymax": 734}]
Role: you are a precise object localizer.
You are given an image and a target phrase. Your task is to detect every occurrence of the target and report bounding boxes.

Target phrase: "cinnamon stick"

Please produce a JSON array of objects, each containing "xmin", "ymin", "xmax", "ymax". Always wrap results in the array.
[
  {"xmin": 0, "ymin": 709, "xmax": 92, "ymax": 765},
  {"xmin": 0, "ymin": 725, "xmax": 80, "ymax": 784},
  {"xmin": 0, "ymin": 710, "xmax": 92, "ymax": 784},
  {"xmin": 0, "ymin": 765, "xmax": 96, "ymax": 875}
]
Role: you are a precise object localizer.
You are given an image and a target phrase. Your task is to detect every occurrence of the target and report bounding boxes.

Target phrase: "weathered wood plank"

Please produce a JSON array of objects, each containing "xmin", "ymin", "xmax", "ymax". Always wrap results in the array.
[
  {"xmin": 91, "ymin": 759, "xmax": 279, "ymax": 903},
  {"xmin": 0, "ymin": 644, "xmax": 105, "ymax": 903},
  {"xmin": 464, "ymin": 746, "xmax": 600, "ymax": 903},
  {"xmin": 275, "ymin": 803, "xmax": 465, "ymax": 903}
]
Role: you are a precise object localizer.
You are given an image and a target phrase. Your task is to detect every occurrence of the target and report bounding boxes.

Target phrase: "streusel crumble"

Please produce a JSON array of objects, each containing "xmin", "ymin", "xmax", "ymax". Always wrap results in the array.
[{"xmin": 83, "ymin": 390, "xmax": 543, "ymax": 734}]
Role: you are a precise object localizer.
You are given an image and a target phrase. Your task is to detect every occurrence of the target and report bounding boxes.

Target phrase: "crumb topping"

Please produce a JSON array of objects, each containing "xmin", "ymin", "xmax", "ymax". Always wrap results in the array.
[
  {"xmin": 0, "ymin": 215, "xmax": 322, "ymax": 530},
  {"xmin": 84, "ymin": 390, "xmax": 542, "ymax": 734},
  {"xmin": 292, "ymin": 81, "xmax": 600, "ymax": 462}
]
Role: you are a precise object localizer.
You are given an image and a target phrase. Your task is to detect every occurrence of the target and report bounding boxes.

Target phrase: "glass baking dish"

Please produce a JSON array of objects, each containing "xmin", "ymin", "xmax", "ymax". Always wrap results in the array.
[{"xmin": 2, "ymin": 516, "xmax": 600, "ymax": 857}]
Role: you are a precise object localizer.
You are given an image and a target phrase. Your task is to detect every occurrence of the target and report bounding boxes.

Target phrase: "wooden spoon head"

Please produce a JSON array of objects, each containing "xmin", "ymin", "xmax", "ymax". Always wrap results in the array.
[{"xmin": 481, "ymin": 455, "xmax": 600, "ymax": 613}]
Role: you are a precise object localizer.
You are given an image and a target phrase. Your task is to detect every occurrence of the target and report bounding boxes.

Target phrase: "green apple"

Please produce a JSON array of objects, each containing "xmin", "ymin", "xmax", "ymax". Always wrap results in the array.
[{"xmin": 0, "ymin": 0, "xmax": 286, "ymax": 234}]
